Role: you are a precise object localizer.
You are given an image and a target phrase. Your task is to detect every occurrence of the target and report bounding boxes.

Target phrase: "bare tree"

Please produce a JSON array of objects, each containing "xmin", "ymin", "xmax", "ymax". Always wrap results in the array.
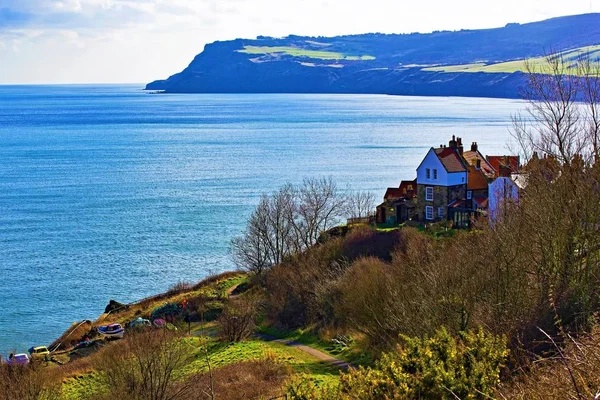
[
  {"xmin": 95, "ymin": 329, "xmax": 194, "ymax": 400},
  {"xmin": 199, "ymin": 340, "xmax": 216, "ymax": 400},
  {"xmin": 511, "ymin": 50, "xmax": 600, "ymax": 165},
  {"xmin": 508, "ymin": 50, "xmax": 600, "ymax": 331},
  {"xmin": 231, "ymin": 177, "xmax": 346, "ymax": 275},
  {"xmin": 511, "ymin": 53, "xmax": 583, "ymax": 164},
  {"xmin": 345, "ymin": 190, "xmax": 376, "ymax": 220},
  {"xmin": 577, "ymin": 54, "xmax": 600, "ymax": 162},
  {"xmin": 290, "ymin": 177, "xmax": 347, "ymax": 250},
  {"xmin": 230, "ymin": 186, "xmax": 294, "ymax": 276}
]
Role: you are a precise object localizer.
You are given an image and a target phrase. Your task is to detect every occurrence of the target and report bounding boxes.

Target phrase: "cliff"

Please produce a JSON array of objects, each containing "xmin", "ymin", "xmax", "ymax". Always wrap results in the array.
[{"xmin": 147, "ymin": 13, "xmax": 600, "ymax": 98}]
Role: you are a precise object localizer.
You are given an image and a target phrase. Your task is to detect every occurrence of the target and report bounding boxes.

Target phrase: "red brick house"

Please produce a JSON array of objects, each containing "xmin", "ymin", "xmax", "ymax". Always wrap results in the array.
[{"xmin": 376, "ymin": 180, "xmax": 417, "ymax": 224}]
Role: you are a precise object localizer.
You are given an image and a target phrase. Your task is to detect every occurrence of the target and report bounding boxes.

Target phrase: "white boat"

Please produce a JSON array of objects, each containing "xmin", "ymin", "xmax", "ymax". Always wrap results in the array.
[{"xmin": 98, "ymin": 323, "xmax": 125, "ymax": 339}]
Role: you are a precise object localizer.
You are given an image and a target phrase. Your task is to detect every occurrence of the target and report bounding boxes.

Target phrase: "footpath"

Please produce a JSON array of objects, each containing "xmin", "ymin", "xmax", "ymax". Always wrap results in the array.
[{"xmin": 254, "ymin": 333, "xmax": 356, "ymax": 371}]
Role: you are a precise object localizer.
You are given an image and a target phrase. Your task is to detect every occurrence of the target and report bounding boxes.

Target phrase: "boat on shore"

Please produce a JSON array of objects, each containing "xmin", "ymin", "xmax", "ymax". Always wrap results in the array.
[{"xmin": 97, "ymin": 324, "xmax": 124, "ymax": 339}]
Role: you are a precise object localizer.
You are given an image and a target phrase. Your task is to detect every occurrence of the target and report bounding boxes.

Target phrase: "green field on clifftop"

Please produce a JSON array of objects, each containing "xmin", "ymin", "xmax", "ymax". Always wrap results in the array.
[
  {"xmin": 423, "ymin": 45, "xmax": 600, "ymax": 74},
  {"xmin": 238, "ymin": 45, "xmax": 376, "ymax": 60}
]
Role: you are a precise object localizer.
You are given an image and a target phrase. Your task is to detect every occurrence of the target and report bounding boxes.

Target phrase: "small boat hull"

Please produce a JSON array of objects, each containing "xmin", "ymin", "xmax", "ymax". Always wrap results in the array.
[{"xmin": 98, "ymin": 324, "xmax": 125, "ymax": 339}]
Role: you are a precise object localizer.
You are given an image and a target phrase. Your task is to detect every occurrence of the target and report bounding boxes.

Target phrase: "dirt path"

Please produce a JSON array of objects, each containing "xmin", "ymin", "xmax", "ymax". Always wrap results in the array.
[
  {"xmin": 225, "ymin": 281, "xmax": 243, "ymax": 296},
  {"xmin": 254, "ymin": 333, "xmax": 356, "ymax": 371}
]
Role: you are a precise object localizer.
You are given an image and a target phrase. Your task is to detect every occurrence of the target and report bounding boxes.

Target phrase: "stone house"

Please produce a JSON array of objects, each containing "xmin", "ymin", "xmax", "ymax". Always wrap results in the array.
[
  {"xmin": 376, "ymin": 180, "xmax": 417, "ymax": 224},
  {"xmin": 376, "ymin": 136, "xmax": 521, "ymax": 228},
  {"xmin": 415, "ymin": 136, "xmax": 468, "ymax": 224}
]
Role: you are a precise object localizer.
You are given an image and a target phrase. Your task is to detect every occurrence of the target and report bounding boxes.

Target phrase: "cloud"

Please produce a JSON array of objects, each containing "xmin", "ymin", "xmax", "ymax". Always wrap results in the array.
[
  {"xmin": 52, "ymin": 0, "xmax": 83, "ymax": 12},
  {"xmin": 0, "ymin": 0, "xmax": 596, "ymax": 84}
]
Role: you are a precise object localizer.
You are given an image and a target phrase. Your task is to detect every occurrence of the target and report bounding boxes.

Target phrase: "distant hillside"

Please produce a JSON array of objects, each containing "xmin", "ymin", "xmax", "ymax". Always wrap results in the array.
[{"xmin": 147, "ymin": 13, "xmax": 600, "ymax": 99}]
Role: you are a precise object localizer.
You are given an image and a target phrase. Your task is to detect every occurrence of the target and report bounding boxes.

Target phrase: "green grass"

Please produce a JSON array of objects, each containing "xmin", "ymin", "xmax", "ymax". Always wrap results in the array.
[
  {"xmin": 238, "ymin": 45, "xmax": 375, "ymax": 61},
  {"xmin": 183, "ymin": 337, "xmax": 341, "ymax": 386},
  {"xmin": 423, "ymin": 45, "xmax": 600, "ymax": 74},
  {"xmin": 258, "ymin": 326, "xmax": 375, "ymax": 367},
  {"xmin": 61, "ymin": 372, "xmax": 105, "ymax": 400},
  {"xmin": 60, "ymin": 336, "xmax": 341, "ymax": 398},
  {"xmin": 375, "ymin": 223, "xmax": 402, "ymax": 232}
]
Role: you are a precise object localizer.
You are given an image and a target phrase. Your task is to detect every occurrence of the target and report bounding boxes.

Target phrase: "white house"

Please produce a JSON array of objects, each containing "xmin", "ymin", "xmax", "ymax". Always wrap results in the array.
[
  {"xmin": 416, "ymin": 136, "xmax": 469, "ymax": 222},
  {"xmin": 416, "ymin": 147, "xmax": 468, "ymax": 187},
  {"xmin": 488, "ymin": 176, "xmax": 519, "ymax": 222}
]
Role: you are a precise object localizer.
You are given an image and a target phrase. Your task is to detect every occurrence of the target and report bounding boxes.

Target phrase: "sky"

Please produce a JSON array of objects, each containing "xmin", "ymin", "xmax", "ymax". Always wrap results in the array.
[{"xmin": 0, "ymin": 0, "xmax": 598, "ymax": 84}]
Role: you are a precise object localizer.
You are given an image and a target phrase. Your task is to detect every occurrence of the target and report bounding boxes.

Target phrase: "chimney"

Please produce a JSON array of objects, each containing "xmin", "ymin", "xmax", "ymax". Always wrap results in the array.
[
  {"xmin": 449, "ymin": 135, "xmax": 457, "ymax": 149},
  {"xmin": 499, "ymin": 164, "xmax": 511, "ymax": 178},
  {"xmin": 476, "ymin": 158, "xmax": 481, "ymax": 170},
  {"xmin": 457, "ymin": 137, "xmax": 464, "ymax": 155},
  {"xmin": 471, "ymin": 142, "xmax": 478, "ymax": 152}
]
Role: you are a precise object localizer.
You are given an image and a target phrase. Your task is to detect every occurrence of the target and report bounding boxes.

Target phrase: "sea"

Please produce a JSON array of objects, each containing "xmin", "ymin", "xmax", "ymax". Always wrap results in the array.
[{"xmin": 0, "ymin": 85, "xmax": 525, "ymax": 354}]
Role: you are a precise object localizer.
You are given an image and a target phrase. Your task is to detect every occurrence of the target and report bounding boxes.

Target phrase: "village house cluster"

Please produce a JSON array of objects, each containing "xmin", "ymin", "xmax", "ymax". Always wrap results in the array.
[{"xmin": 376, "ymin": 135, "xmax": 522, "ymax": 228}]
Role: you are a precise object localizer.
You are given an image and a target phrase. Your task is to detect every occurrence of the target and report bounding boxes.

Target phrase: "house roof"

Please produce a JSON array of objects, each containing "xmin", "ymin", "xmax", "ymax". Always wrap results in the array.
[
  {"xmin": 474, "ymin": 196, "xmax": 489, "ymax": 209},
  {"xmin": 434, "ymin": 147, "xmax": 467, "ymax": 173},
  {"xmin": 398, "ymin": 179, "xmax": 417, "ymax": 197},
  {"xmin": 384, "ymin": 188, "xmax": 405, "ymax": 200},
  {"xmin": 487, "ymin": 156, "xmax": 520, "ymax": 175},
  {"xmin": 467, "ymin": 165, "xmax": 489, "ymax": 190},
  {"xmin": 463, "ymin": 150, "xmax": 496, "ymax": 177}
]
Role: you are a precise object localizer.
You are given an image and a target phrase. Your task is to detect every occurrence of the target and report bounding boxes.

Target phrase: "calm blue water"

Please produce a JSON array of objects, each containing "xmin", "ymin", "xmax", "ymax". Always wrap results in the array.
[{"xmin": 0, "ymin": 85, "xmax": 524, "ymax": 353}]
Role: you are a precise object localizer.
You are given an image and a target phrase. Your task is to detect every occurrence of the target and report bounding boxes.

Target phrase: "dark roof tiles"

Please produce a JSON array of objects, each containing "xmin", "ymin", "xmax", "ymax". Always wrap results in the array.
[{"xmin": 434, "ymin": 147, "xmax": 467, "ymax": 173}]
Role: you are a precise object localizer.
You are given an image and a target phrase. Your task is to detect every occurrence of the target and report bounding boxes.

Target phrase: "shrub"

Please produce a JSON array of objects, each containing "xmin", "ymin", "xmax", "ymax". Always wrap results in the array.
[
  {"xmin": 336, "ymin": 257, "xmax": 399, "ymax": 349},
  {"xmin": 341, "ymin": 226, "xmax": 401, "ymax": 262},
  {"xmin": 265, "ymin": 236, "xmax": 346, "ymax": 328},
  {"xmin": 338, "ymin": 328, "xmax": 508, "ymax": 400},
  {"xmin": 0, "ymin": 363, "xmax": 59, "ymax": 400},
  {"xmin": 285, "ymin": 375, "xmax": 340, "ymax": 400},
  {"xmin": 93, "ymin": 329, "xmax": 194, "ymax": 400},
  {"xmin": 218, "ymin": 295, "xmax": 259, "ymax": 342},
  {"xmin": 167, "ymin": 280, "xmax": 193, "ymax": 295},
  {"xmin": 151, "ymin": 303, "xmax": 182, "ymax": 320}
]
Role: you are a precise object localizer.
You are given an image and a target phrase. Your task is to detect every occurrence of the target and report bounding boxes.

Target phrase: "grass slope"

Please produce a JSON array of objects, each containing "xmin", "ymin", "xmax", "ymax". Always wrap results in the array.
[
  {"xmin": 57, "ymin": 273, "xmax": 342, "ymax": 399},
  {"xmin": 423, "ymin": 45, "xmax": 600, "ymax": 74},
  {"xmin": 238, "ymin": 45, "xmax": 376, "ymax": 61},
  {"xmin": 60, "ymin": 338, "xmax": 341, "ymax": 399}
]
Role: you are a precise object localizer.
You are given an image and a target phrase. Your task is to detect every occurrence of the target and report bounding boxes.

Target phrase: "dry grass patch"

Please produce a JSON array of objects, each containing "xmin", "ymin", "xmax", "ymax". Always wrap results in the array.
[
  {"xmin": 187, "ymin": 358, "xmax": 292, "ymax": 399},
  {"xmin": 500, "ymin": 326, "xmax": 600, "ymax": 399}
]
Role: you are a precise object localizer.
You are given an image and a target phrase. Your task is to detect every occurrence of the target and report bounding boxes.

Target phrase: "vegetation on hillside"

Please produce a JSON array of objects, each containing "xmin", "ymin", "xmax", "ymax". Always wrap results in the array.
[
  {"xmin": 424, "ymin": 45, "xmax": 600, "ymax": 74},
  {"xmin": 8, "ymin": 52, "xmax": 600, "ymax": 399},
  {"xmin": 237, "ymin": 45, "xmax": 376, "ymax": 60},
  {"xmin": 247, "ymin": 54, "xmax": 600, "ymax": 398}
]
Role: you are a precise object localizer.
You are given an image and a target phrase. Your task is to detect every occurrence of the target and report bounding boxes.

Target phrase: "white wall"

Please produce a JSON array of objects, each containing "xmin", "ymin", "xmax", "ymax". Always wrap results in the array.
[
  {"xmin": 488, "ymin": 177, "xmax": 519, "ymax": 221},
  {"xmin": 416, "ymin": 148, "xmax": 467, "ymax": 187}
]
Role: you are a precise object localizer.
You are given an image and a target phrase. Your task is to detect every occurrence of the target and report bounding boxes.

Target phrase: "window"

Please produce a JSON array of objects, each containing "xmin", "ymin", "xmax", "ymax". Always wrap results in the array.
[
  {"xmin": 467, "ymin": 191, "xmax": 472, "ymax": 200},
  {"xmin": 438, "ymin": 207, "xmax": 444, "ymax": 218},
  {"xmin": 433, "ymin": 169, "xmax": 438, "ymax": 180},
  {"xmin": 408, "ymin": 185, "xmax": 413, "ymax": 190},
  {"xmin": 426, "ymin": 168, "xmax": 431, "ymax": 179},
  {"xmin": 425, "ymin": 187, "xmax": 434, "ymax": 201},
  {"xmin": 426, "ymin": 206, "xmax": 434, "ymax": 220}
]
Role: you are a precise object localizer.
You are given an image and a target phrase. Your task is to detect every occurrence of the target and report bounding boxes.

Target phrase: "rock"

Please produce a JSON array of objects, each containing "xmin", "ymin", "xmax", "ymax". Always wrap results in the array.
[{"xmin": 104, "ymin": 300, "xmax": 127, "ymax": 314}]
